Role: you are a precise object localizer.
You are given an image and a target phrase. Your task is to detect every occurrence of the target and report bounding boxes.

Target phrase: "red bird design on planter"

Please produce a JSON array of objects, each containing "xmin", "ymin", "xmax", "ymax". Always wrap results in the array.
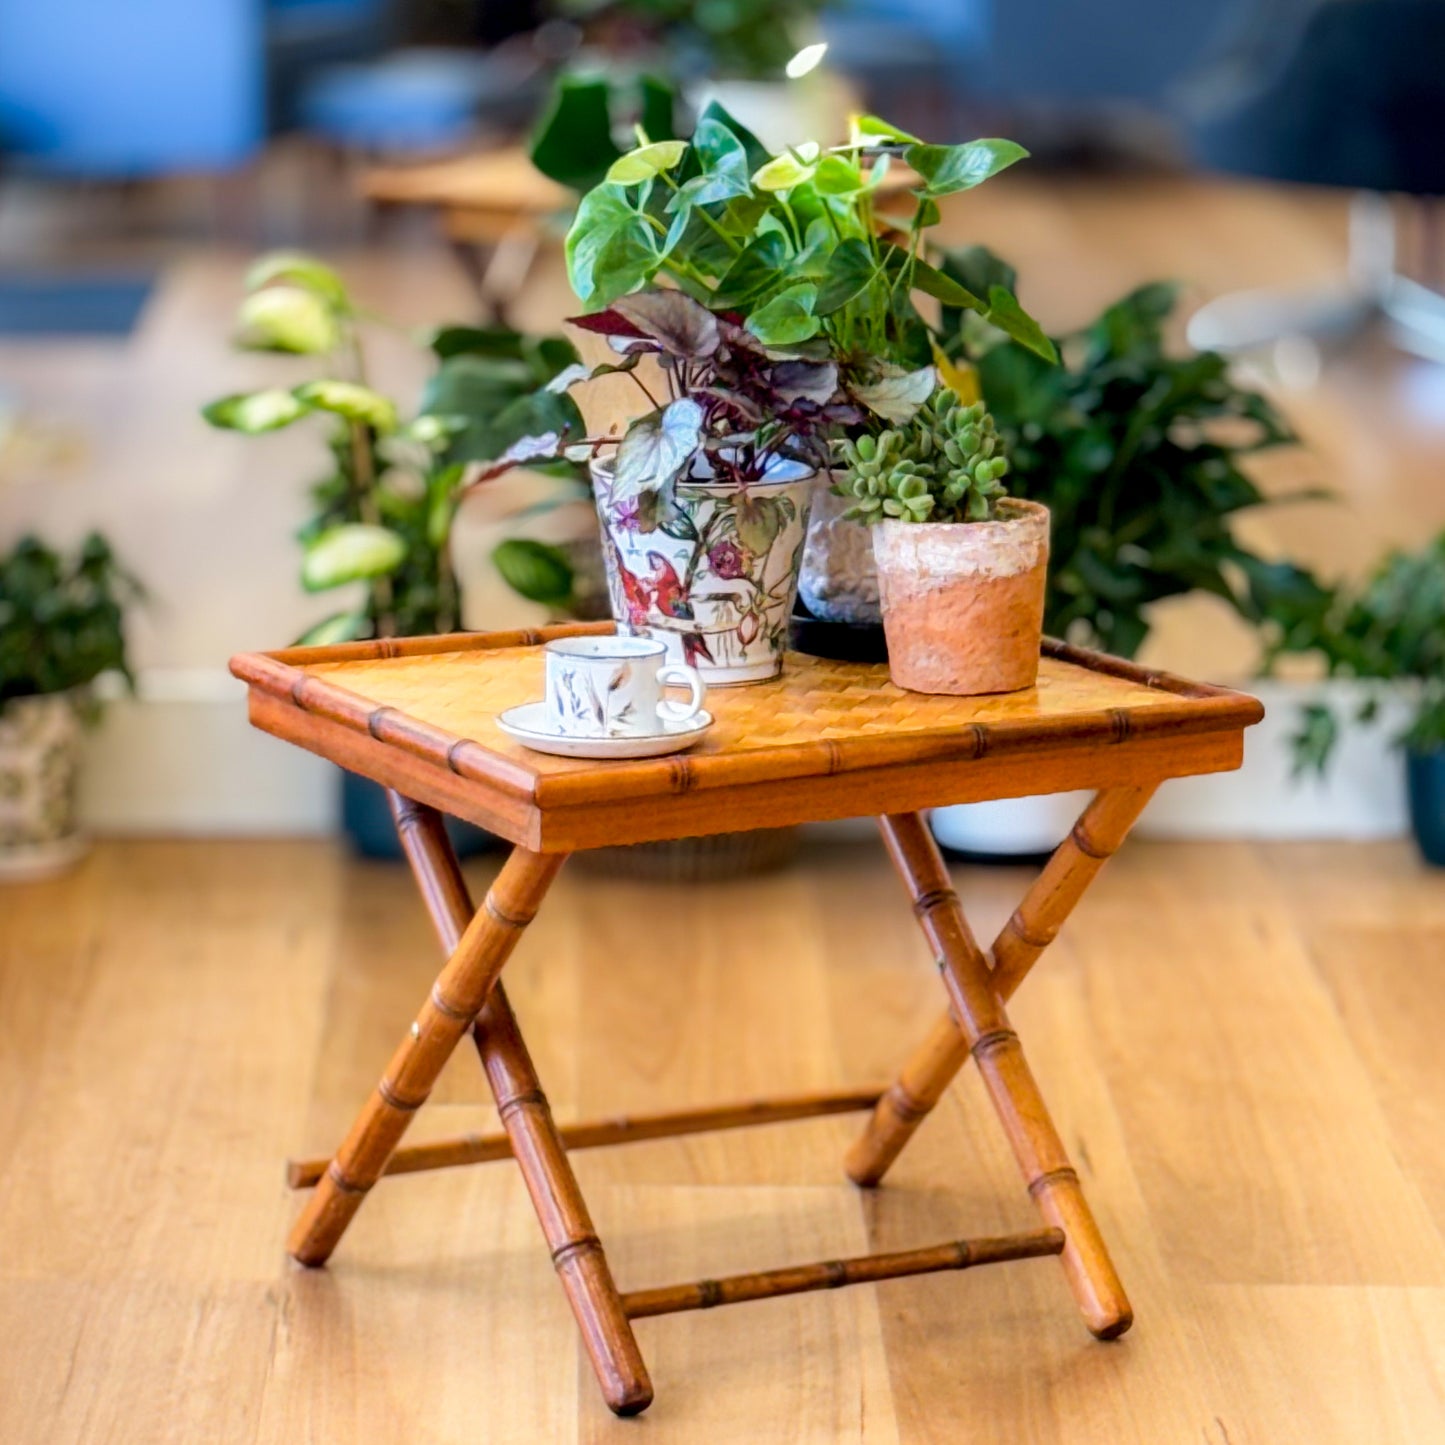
[
  {"xmin": 646, "ymin": 552, "xmax": 693, "ymax": 622},
  {"xmin": 608, "ymin": 540, "xmax": 655, "ymax": 628}
]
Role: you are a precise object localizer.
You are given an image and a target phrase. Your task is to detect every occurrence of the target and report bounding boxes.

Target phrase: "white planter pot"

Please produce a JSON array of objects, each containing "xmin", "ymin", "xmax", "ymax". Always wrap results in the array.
[
  {"xmin": 594, "ymin": 458, "xmax": 816, "ymax": 686},
  {"xmin": 0, "ymin": 691, "xmax": 89, "ymax": 880},
  {"xmin": 930, "ymin": 791, "xmax": 1093, "ymax": 857},
  {"xmin": 929, "ymin": 677, "xmax": 1413, "ymax": 853}
]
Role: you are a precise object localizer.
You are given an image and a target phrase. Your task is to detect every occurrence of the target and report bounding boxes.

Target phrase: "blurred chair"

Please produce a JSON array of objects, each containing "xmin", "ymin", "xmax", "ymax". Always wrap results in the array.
[
  {"xmin": 0, "ymin": 0, "xmax": 263, "ymax": 175},
  {"xmin": 1183, "ymin": 0, "xmax": 1445, "ymax": 360}
]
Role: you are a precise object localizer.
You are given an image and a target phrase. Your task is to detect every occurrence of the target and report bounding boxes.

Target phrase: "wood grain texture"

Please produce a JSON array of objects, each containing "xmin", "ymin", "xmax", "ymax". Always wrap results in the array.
[
  {"xmin": 2, "ymin": 838, "xmax": 1442, "ymax": 1442},
  {"xmin": 232, "ymin": 628, "xmax": 1261, "ymax": 850}
]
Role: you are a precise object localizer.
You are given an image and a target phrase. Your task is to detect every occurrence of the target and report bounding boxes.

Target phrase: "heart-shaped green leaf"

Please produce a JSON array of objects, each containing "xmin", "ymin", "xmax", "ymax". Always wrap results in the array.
[
  {"xmin": 244, "ymin": 252, "xmax": 348, "ymax": 307},
  {"xmin": 745, "ymin": 284, "xmax": 820, "ymax": 346},
  {"xmin": 606, "ymin": 139, "xmax": 688, "ymax": 185},
  {"xmin": 565, "ymin": 185, "xmax": 661, "ymax": 305},
  {"xmin": 614, "ymin": 398, "xmax": 704, "ymax": 498},
  {"xmin": 905, "ymin": 138, "xmax": 1028, "ymax": 196},
  {"xmin": 711, "ymin": 232, "xmax": 791, "ymax": 309},
  {"xmin": 815, "ymin": 239, "xmax": 877, "ymax": 315}
]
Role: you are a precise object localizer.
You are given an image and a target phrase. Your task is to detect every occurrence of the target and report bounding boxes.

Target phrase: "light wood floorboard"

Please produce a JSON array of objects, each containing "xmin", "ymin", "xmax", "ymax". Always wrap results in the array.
[{"xmin": 1, "ymin": 837, "xmax": 1442, "ymax": 1442}]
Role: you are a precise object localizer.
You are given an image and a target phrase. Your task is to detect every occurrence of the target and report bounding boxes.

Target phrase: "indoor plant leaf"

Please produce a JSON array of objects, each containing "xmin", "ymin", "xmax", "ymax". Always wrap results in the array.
[
  {"xmin": 905, "ymin": 138, "xmax": 1029, "ymax": 195},
  {"xmin": 606, "ymin": 139, "xmax": 688, "ymax": 185},
  {"xmin": 752, "ymin": 143, "xmax": 821, "ymax": 193},
  {"xmin": 244, "ymin": 252, "xmax": 349, "ymax": 308},
  {"xmin": 301, "ymin": 524, "xmax": 406, "ymax": 592},
  {"xmin": 202, "ymin": 389, "xmax": 312, "ymax": 434},
  {"xmin": 565, "ymin": 185, "xmax": 661, "ymax": 306},
  {"xmin": 853, "ymin": 366, "xmax": 936, "ymax": 423},
  {"xmin": 612, "ymin": 290, "xmax": 721, "ymax": 358},
  {"xmin": 847, "ymin": 115, "xmax": 922, "ymax": 146},
  {"xmin": 745, "ymin": 284, "xmax": 820, "ymax": 346},
  {"xmin": 294, "ymin": 610, "xmax": 371, "ymax": 646},
  {"xmin": 711, "ymin": 232, "xmax": 791, "ymax": 309},
  {"xmin": 613, "ymin": 398, "xmax": 705, "ymax": 498},
  {"xmin": 814, "ymin": 238, "xmax": 878, "ymax": 315},
  {"xmin": 294, "ymin": 381, "xmax": 398, "ymax": 433},
  {"xmin": 529, "ymin": 76, "xmax": 625, "ymax": 191},
  {"xmin": 490, "ymin": 538, "xmax": 575, "ymax": 607},
  {"xmin": 235, "ymin": 286, "xmax": 339, "ymax": 355}
]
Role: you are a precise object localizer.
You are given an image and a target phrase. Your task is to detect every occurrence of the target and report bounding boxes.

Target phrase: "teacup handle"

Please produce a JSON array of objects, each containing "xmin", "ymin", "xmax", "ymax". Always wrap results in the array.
[{"xmin": 656, "ymin": 663, "xmax": 705, "ymax": 724}]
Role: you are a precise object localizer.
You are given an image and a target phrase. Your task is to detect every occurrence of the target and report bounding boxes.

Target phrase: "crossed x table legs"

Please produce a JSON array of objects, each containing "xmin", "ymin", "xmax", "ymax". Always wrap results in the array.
[{"xmin": 285, "ymin": 786, "xmax": 1153, "ymax": 1416}]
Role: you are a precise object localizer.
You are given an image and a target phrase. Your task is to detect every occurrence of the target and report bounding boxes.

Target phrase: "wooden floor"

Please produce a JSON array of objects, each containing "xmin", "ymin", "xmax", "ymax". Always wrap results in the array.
[{"xmin": 1, "ymin": 835, "xmax": 1442, "ymax": 1442}]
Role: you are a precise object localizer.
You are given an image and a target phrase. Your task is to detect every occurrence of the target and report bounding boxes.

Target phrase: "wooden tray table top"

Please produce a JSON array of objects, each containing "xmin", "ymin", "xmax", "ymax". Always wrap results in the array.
[{"xmin": 231, "ymin": 622, "xmax": 1263, "ymax": 852}]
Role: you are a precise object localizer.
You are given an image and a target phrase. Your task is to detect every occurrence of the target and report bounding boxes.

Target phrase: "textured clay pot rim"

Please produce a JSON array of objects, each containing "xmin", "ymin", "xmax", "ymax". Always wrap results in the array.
[{"xmin": 874, "ymin": 496, "xmax": 1049, "ymax": 540}]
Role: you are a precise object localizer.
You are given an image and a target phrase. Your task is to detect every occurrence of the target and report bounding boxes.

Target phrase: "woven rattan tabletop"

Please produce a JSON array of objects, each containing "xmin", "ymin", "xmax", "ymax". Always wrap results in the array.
[{"xmin": 231, "ymin": 624, "xmax": 1263, "ymax": 848}]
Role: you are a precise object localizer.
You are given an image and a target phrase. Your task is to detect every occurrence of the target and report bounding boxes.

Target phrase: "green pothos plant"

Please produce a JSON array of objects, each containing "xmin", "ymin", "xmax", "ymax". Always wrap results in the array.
[
  {"xmin": 202, "ymin": 254, "xmax": 592, "ymax": 640},
  {"xmin": 558, "ymin": 104, "xmax": 1057, "ymax": 418}
]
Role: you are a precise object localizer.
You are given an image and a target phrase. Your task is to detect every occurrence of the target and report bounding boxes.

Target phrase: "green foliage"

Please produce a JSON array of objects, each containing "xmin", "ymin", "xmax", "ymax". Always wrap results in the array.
[
  {"xmin": 551, "ymin": 0, "xmax": 829, "ymax": 81},
  {"xmin": 0, "ymin": 534, "xmax": 141, "ymax": 709},
  {"xmin": 557, "ymin": 103, "xmax": 1054, "ymax": 396},
  {"xmin": 1278, "ymin": 531, "xmax": 1445, "ymax": 770},
  {"xmin": 950, "ymin": 253, "xmax": 1330, "ymax": 661},
  {"xmin": 837, "ymin": 392, "xmax": 1009, "ymax": 524},
  {"xmin": 530, "ymin": 73, "xmax": 679, "ymax": 192},
  {"xmin": 202, "ymin": 252, "xmax": 586, "ymax": 640},
  {"xmin": 491, "ymin": 538, "xmax": 576, "ymax": 610}
]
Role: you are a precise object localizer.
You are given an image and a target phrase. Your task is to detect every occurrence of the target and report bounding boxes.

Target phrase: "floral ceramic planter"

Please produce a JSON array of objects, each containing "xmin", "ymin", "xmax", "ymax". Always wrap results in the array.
[
  {"xmin": 0, "ymin": 691, "xmax": 88, "ymax": 880},
  {"xmin": 593, "ymin": 457, "xmax": 815, "ymax": 685}
]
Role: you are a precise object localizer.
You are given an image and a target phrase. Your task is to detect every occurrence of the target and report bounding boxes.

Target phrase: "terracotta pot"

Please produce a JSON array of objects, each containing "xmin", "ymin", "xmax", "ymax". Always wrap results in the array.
[
  {"xmin": 593, "ymin": 456, "xmax": 815, "ymax": 686},
  {"xmin": 873, "ymin": 499, "xmax": 1049, "ymax": 696},
  {"xmin": 0, "ymin": 691, "xmax": 89, "ymax": 881}
]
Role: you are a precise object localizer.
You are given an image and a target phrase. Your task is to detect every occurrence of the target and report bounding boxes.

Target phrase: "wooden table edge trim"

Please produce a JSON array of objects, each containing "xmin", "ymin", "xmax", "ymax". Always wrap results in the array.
[{"xmin": 230, "ymin": 625, "xmax": 1265, "ymax": 814}]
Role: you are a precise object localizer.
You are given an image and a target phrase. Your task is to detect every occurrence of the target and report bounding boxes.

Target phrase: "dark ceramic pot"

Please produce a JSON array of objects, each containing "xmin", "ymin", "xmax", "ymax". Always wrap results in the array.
[
  {"xmin": 1406, "ymin": 747, "xmax": 1445, "ymax": 867},
  {"xmin": 339, "ymin": 770, "xmax": 500, "ymax": 861}
]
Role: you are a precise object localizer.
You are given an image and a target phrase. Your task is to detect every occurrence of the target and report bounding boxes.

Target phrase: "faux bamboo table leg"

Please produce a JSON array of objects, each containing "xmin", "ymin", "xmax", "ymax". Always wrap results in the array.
[
  {"xmin": 287, "ymin": 825, "xmax": 563, "ymax": 1267},
  {"xmin": 847, "ymin": 786, "xmax": 1155, "ymax": 1188},
  {"xmin": 392, "ymin": 797, "xmax": 653, "ymax": 1416},
  {"xmin": 857, "ymin": 811, "xmax": 1138, "ymax": 1339}
]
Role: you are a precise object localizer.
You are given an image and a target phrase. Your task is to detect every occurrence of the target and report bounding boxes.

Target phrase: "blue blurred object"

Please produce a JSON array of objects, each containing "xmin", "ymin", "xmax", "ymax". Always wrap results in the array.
[
  {"xmin": 297, "ymin": 49, "xmax": 521, "ymax": 153},
  {"xmin": 0, "ymin": 0, "xmax": 264, "ymax": 174},
  {"xmin": 1407, "ymin": 749, "xmax": 1445, "ymax": 868},
  {"xmin": 340, "ymin": 770, "xmax": 499, "ymax": 861},
  {"xmin": 1188, "ymin": 0, "xmax": 1445, "ymax": 191},
  {"xmin": 1183, "ymin": 0, "xmax": 1445, "ymax": 360},
  {"xmin": 0, "ymin": 273, "xmax": 155, "ymax": 336}
]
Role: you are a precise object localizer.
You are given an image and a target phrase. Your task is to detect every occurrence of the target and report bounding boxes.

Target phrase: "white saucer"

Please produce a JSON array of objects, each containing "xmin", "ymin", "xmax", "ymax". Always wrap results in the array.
[{"xmin": 496, "ymin": 702, "xmax": 714, "ymax": 759}]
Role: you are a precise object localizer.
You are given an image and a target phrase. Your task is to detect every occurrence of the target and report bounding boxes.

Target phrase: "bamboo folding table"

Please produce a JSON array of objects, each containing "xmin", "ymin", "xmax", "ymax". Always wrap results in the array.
[{"xmin": 231, "ymin": 622, "xmax": 1263, "ymax": 1416}]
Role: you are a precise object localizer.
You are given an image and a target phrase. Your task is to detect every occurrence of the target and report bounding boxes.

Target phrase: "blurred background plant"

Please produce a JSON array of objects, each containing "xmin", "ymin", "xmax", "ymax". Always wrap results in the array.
[
  {"xmin": 202, "ymin": 253, "xmax": 596, "ymax": 642},
  {"xmin": 946, "ymin": 249, "xmax": 1334, "ymax": 662},
  {"xmin": 0, "ymin": 533, "xmax": 140, "ymax": 710},
  {"xmin": 1284, "ymin": 530, "xmax": 1445, "ymax": 773}
]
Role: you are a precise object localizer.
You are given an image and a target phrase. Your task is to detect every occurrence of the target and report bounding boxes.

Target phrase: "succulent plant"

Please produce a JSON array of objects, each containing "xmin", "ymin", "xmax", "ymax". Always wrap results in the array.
[{"xmin": 836, "ymin": 390, "xmax": 1011, "ymax": 524}]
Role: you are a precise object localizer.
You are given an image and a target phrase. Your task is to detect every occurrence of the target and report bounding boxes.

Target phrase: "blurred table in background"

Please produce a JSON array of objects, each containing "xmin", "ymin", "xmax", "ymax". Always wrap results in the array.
[{"xmin": 362, "ymin": 146, "xmax": 572, "ymax": 321}]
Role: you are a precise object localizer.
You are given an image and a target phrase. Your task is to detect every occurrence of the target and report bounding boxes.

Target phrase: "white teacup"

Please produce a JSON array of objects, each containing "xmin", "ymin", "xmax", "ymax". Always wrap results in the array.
[{"xmin": 544, "ymin": 636, "xmax": 706, "ymax": 739}]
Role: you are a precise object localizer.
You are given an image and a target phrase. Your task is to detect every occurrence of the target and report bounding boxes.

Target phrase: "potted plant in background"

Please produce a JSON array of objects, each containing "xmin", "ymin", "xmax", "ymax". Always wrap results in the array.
[
  {"xmin": 1286, "ymin": 530, "xmax": 1445, "ymax": 866},
  {"xmin": 203, "ymin": 253, "xmax": 590, "ymax": 857},
  {"xmin": 836, "ymin": 389, "xmax": 1042, "ymax": 695},
  {"xmin": 0, "ymin": 533, "xmax": 140, "ymax": 880},
  {"xmin": 927, "ymin": 260, "xmax": 1334, "ymax": 855}
]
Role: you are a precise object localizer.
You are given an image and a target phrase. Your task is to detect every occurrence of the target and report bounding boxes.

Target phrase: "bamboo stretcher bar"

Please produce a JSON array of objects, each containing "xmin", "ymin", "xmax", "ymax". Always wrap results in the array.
[
  {"xmin": 285, "ymin": 1087, "xmax": 886, "ymax": 1189},
  {"xmin": 620, "ymin": 1228, "xmax": 1066, "ymax": 1320}
]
